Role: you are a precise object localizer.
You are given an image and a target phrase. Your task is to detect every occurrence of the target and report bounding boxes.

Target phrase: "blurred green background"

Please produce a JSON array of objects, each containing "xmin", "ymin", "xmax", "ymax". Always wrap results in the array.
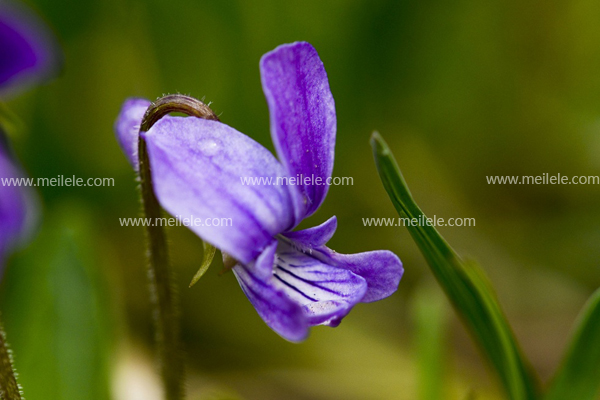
[{"xmin": 2, "ymin": 0, "xmax": 600, "ymax": 398}]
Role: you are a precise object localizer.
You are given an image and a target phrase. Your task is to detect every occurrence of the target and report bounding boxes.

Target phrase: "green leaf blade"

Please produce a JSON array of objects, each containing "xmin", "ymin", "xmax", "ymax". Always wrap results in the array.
[
  {"xmin": 545, "ymin": 288, "xmax": 600, "ymax": 400},
  {"xmin": 371, "ymin": 131, "xmax": 539, "ymax": 400}
]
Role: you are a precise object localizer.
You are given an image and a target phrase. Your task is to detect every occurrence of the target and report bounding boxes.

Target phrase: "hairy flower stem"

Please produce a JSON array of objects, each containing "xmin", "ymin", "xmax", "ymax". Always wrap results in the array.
[
  {"xmin": 138, "ymin": 95, "xmax": 219, "ymax": 400},
  {"xmin": 0, "ymin": 319, "xmax": 22, "ymax": 400}
]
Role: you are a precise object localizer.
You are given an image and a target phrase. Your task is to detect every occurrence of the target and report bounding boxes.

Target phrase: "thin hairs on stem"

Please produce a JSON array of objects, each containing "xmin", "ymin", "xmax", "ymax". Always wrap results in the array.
[{"xmin": 137, "ymin": 94, "xmax": 218, "ymax": 400}]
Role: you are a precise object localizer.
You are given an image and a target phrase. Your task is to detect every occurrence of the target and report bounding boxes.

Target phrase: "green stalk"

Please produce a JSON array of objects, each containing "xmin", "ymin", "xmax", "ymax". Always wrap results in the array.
[
  {"xmin": 0, "ymin": 318, "xmax": 22, "ymax": 400},
  {"xmin": 138, "ymin": 95, "xmax": 218, "ymax": 400}
]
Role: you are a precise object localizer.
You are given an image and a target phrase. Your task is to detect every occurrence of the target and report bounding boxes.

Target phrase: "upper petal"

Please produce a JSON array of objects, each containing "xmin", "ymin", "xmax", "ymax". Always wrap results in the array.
[
  {"xmin": 143, "ymin": 116, "xmax": 297, "ymax": 264},
  {"xmin": 260, "ymin": 42, "xmax": 336, "ymax": 219},
  {"xmin": 114, "ymin": 98, "xmax": 151, "ymax": 170},
  {"xmin": 233, "ymin": 244, "xmax": 308, "ymax": 342},
  {"xmin": 0, "ymin": 1, "xmax": 61, "ymax": 97},
  {"xmin": 314, "ymin": 247, "xmax": 403, "ymax": 303}
]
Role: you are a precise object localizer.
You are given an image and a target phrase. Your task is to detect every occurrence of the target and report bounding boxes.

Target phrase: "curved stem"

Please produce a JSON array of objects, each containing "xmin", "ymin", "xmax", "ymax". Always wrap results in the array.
[
  {"xmin": 138, "ymin": 94, "xmax": 218, "ymax": 400},
  {"xmin": 140, "ymin": 95, "xmax": 219, "ymax": 131},
  {"xmin": 0, "ymin": 319, "xmax": 22, "ymax": 400}
]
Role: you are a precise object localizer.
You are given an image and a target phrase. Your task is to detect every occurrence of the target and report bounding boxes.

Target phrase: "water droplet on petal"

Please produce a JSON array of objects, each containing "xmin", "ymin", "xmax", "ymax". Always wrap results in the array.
[{"xmin": 198, "ymin": 138, "xmax": 220, "ymax": 156}]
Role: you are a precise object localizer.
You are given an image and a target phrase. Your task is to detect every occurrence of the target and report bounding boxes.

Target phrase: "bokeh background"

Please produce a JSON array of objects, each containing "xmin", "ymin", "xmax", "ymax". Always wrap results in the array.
[{"xmin": 1, "ymin": 0, "xmax": 600, "ymax": 399}]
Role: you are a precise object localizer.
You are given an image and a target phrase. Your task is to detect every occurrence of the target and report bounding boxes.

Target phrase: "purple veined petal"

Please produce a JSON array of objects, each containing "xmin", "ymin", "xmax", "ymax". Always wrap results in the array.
[
  {"xmin": 143, "ymin": 116, "xmax": 299, "ymax": 264},
  {"xmin": 282, "ymin": 215, "xmax": 337, "ymax": 252},
  {"xmin": 0, "ymin": 1, "xmax": 61, "ymax": 97},
  {"xmin": 273, "ymin": 240, "xmax": 367, "ymax": 327},
  {"xmin": 260, "ymin": 41, "xmax": 336, "ymax": 219},
  {"xmin": 314, "ymin": 247, "xmax": 403, "ymax": 303},
  {"xmin": 0, "ymin": 135, "xmax": 37, "ymax": 272},
  {"xmin": 114, "ymin": 98, "xmax": 152, "ymax": 170},
  {"xmin": 233, "ymin": 244, "xmax": 308, "ymax": 342}
]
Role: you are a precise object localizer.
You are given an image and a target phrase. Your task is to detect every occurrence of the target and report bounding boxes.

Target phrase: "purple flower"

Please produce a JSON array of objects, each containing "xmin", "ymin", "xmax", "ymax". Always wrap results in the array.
[
  {"xmin": 1, "ymin": 1, "xmax": 57, "ymax": 271},
  {"xmin": 0, "ymin": 0, "xmax": 61, "ymax": 97},
  {"xmin": 115, "ymin": 42, "xmax": 403, "ymax": 341},
  {"xmin": 0, "ymin": 133, "xmax": 35, "ymax": 272}
]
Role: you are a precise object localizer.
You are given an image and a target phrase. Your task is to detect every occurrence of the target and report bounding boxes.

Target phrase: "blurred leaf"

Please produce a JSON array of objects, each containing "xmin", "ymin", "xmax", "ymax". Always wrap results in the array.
[
  {"xmin": 0, "ymin": 207, "xmax": 113, "ymax": 400},
  {"xmin": 462, "ymin": 390, "xmax": 477, "ymax": 400},
  {"xmin": 194, "ymin": 391, "xmax": 244, "ymax": 400},
  {"xmin": 189, "ymin": 242, "xmax": 216, "ymax": 288},
  {"xmin": 0, "ymin": 104, "xmax": 24, "ymax": 139},
  {"xmin": 371, "ymin": 131, "xmax": 539, "ymax": 400},
  {"xmin": 413, "ymin": 282, "xmax": 448, "ymax": 400},
  {"xmin": 545, "ymin": 287, "xmax": 600, "ymax": 400}
]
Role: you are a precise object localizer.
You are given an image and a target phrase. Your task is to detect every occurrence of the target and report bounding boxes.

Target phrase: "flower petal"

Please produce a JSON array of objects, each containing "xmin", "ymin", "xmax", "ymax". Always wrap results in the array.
[
  {"xmin": 315, "ymin": 247, "xmax": 403, "ymax": 303},
  {"xmin": 144, "ymin": 116, "xmax": 297, "ymax": 264},
  {"xmin": 282, "ymin": 215, "xmax": 337, "ymax": 252},
  {"xmin": 114, "ymin": 98, "xmax": 151, "ymax": 170},
  {"xmin": 233, "ymin": 243, "xmax": 308, "ymax": 342},
  {"xmin": 0, "ymin": 136, "xmax": 37, "ymax": 270},
  {"xmin": 273, "ymin": 240, "xmax": 367, "ymax": 327},
  {"xmin": 0, "ymin": 1, "xmax": 61, "ymax": 97},
  {"xmin": 260, "ymin": 42, "xmax": 336, "ymax": 219}
]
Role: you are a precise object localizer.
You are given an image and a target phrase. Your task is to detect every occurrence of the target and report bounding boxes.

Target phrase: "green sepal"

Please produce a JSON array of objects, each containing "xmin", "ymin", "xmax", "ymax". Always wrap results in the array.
[{"xmin": 189, "ymin": 241, "xmax": 217, "ymax": 287}]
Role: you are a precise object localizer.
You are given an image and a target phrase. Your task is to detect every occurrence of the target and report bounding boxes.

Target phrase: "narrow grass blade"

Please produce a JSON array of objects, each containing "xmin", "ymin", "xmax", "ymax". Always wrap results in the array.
[
  {"xmin": 371, "ymin": 131, "xmax": 539, "ymax": 400},
  {"xmin": 545, "ymin": 287, "xmax": 600, "ymax": 400}
]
